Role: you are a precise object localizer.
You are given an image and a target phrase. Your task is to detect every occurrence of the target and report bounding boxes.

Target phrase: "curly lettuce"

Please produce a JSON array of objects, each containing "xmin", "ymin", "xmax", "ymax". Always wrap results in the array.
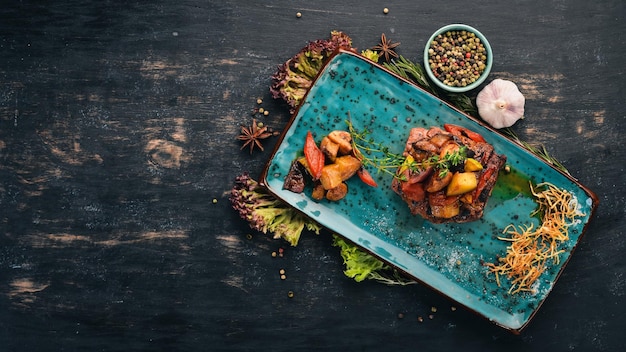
[
  {"xmin": 332, "ymin": 235, "xmax": 416, "ymax": 285},
  {"xmin": 270, "ymin": 30, "xmax": 353, "ymax": 114},
  {"xmin": 229, "ymin": 173, "xmax": 321, "ymax": 246}
]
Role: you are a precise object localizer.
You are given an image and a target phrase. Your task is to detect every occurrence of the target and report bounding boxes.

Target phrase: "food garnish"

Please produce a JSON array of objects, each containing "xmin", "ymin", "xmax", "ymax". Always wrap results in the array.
[
  {"xmin": 270, "ymin": 30, "xmax": 353, "ymax": 114},
  {"xmin": 237, "ymin": 118, "xmax": 277, "ymax": 154},
  {"xmin": 476, "ymin": 79, "xmax": 525, "ymax": 129},
  {"xmin": 229, "ymin": 173, "xmax": 321, "ymax": 246},
  {"xmin": 485, "ymin": 182, "xmax": 585, "ymax": 294},
  {"xmin": 332, "ymin": 235, "xmax": 416, "ymax": 285},
  {"xmin": 371, "ymin": 33, "xmax": 400, "ymax": 62},
  {"xmin": 346, "ymin": 119, "xmax": 470, "ymax": 180},
  {"xmin": 382, "ymin": 56, "xmax": 477, "ymax": 116},
  {"xmin": 502, "ymin": 127, "xmax": 570, "ymax": 176}
]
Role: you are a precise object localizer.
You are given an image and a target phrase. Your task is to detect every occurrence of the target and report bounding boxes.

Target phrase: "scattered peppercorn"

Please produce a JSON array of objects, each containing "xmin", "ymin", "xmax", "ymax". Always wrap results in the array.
[
  {"xmin": 296, "ymin": 12, "xmax": 302, "ymax": 18},
  {"xmin": 417, "ymin": 316, "xmax": 424, "ymax": 323},
  {"xmin": 428, "ymin": 314, "xmax": 434, "ymax": 320},
  {"xmin": 279, "ymin": 269, "xmax": 286, "ymax": 275},
  {"xmin": 397, "ymin": 312, "xmax": 404, "ymax": 319},
  {"xmin": 431, "ymin": 306, "xmax": 437, "ymax": 313},
  {"xmin": 256, "ymin": 98, "xmax": 263, "ymax": 104},
  {"xmin": 280, "ymin": 274, "xmax": 287, "ymax": 280},
  {"xmin": 246, "ymin": 233, "xmax": 253, "ymax": 240},
  {"xmin": 263, "ymin": 110, "xmax": 269, "ymax": 116},
  {"xmin": 427, "ymin": 29, "xmax": 488, "ymax": 88},
  {"xmin": 212, "ymin": 198, "xmax": 218, "ymax": 204},
  {"xmin": 271, "ymin": 251, "xmax": 277, "ymax": 258},
  {"xmin": 383, "ymin": 8, "xmax": 389, "ymax": 14},
  {"xmin": 288, "ymin": 291, "xmax": 294, "ymax": 298},
  {"xmin": 451, "ymin": 306, "xmax": 457, "ymax": 311}
]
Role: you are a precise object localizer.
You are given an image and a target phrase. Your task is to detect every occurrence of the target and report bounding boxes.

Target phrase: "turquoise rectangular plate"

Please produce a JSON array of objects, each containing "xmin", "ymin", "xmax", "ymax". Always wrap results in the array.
[{"xmin": 261, "ymin": 50, "xmax": 598, "ymax": 333}]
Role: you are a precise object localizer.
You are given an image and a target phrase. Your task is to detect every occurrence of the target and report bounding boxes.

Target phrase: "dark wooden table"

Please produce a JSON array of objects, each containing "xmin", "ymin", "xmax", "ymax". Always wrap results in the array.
[{"xmin": 1, "ymin": 1, "xmax": 623, "ymax": 351}]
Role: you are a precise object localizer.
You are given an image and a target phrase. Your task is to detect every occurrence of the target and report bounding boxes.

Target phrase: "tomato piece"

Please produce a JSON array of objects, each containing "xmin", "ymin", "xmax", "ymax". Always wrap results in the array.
[
  {"xmin": 472, "ymin": 166, "xmax": 495, "ymax": 199},
  {"xmin": 443, "ymin": 124, "xmax": 486, "ymax": 143},
  {"xmin": 401, "ymin": 181, "xmax": 425, "ymax": 202},
  {"xmin": 357, "ymin": 168, "xmax": 378, "ymax": 187},
  {"xmin": 304, "ymin": 131, "xmax": 325, "ymax": 180}
]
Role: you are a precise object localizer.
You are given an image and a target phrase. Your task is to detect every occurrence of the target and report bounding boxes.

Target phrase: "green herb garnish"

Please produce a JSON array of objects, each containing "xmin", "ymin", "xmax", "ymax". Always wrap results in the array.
[
  {"xmin": 383, "ymin": 56, "xmax": 477, "ymax": 116},
  {"xmin": 332, "ymin": 235, "xmax": 416, "ymax": 285},
  {"xmin": 347, "ymin": 118, "xmax": 467, "ymax": 180},
  {"xmin": 501, "ymin": 128, "xmax": 570, "ymax": 175}
]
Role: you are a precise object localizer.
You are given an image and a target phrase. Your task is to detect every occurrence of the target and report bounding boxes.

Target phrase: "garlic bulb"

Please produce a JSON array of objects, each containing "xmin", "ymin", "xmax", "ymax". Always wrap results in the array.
[{"xmin": 476, "ymin": 79, "xmax": 525, "ymax": 129}]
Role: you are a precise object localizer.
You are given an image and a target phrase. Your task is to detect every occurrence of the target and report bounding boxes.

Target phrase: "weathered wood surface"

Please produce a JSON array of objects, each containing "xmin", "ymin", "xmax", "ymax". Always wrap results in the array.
[{"xmin": 0, "ymin": 1, "xmax": 623, "ymax": 351}]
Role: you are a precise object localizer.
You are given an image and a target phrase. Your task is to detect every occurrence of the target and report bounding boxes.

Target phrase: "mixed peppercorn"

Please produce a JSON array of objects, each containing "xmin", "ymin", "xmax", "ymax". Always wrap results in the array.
[{"xmin": 427, "ymin": 30, "xmax": 488, "ymax": 88}]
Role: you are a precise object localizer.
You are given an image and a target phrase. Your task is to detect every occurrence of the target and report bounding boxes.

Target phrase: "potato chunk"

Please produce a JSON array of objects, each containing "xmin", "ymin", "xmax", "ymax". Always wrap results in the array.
[
  {"xmin": 327, "ymin": 130, "xmax": 353, "ymax": 155},
  {"xmin": 446, "ymin": 172, "xmax": 478, "ymax": 196},
  {"xmin": 333, "ymin": 155, "xmax": 362, "ymax": 180},
  {"xmin": 319, "ymin": 155, "xmax": 361, "ymax": 190},
  {"xmin": 320, "ymin": 136, "xmax": 340, "ymax": 161},
  {"xmin": 326, "ymin": 183, "xmax": 348, "ymax": 201}
]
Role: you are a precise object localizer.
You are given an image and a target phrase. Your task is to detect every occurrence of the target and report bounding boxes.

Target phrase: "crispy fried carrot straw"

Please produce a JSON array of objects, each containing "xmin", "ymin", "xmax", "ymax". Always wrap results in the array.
[{"xmin": 486, "ymin": 182, "xmax": 585, "ymax": 294}]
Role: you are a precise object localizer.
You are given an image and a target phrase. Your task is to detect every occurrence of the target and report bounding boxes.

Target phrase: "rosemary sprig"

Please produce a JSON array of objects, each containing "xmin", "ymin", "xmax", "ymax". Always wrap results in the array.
[
  {"xmin": 383, "ymin": 56, "xmax": 436, "ymax": 95},
  {"xmin": 383, "ymin": 56, "xmax": 477, "ymax": 116},
  {"xmin": 346, "ymin": 118, "xmax": 467, "ymax": 180},
  {"xmin": 501, "ymin": 128, "xmax": 570, "ymax": 175},
  {"xmin": 384, "ymin": 57, "xmax": 567, "ymax": 174}
]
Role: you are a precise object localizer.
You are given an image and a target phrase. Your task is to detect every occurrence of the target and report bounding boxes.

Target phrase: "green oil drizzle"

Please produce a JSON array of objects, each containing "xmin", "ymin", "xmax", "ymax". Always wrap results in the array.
[{"xmin": 490, "ymin": 167, "xmax": 533, "ymax": 203}]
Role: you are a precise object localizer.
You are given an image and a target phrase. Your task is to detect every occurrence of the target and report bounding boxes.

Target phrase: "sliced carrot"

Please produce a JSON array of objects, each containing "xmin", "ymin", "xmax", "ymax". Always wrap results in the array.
[
  {"xmin": 357, "ymin": 168, "xmax": 378, "ymax": 187},
  {"xmin": 304, "ymin": 131, "xmax": 325, "ymax": 180}
]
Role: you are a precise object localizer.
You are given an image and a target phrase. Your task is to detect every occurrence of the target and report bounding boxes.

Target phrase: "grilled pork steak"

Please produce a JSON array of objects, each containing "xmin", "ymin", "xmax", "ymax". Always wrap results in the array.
[{"xmin": 391, "ymin": 125, "xmax": 506, "ymax": 223}]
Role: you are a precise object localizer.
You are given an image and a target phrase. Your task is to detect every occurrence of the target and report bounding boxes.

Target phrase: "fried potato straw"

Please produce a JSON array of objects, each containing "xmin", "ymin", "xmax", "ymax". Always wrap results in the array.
[{"xmin": 486, "ymin": 182, "xmax": 585, "ymax": 294}]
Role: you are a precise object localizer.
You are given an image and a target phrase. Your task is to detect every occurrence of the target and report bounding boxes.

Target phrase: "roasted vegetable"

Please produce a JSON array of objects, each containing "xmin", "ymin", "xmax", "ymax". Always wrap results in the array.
[
  {"xmin": 326, "ymin": 183, "xmax": 348, "ymax": 201},
  {"xmin": 304, "ymin": 131, "xmax": 325, "ymax": 180},
  {"xmin": 464, "ymin": 158, "xmax": 484, "ymax": 172},
  {"xmin": 270, "ymin": 31, "xmax": 353, "ymax": 113},
  {"xmin": 320, "ymin": 136, "xmax": 340, "ymax": 161},
  {"xmin": 230, "ymin": 173, "xmax": 321, "ymax": 246},
  {"xmin": 446, "ymin": 172, "xmax": 478, "ymax": 196},
  {"xmin": 319, "ymin": 155, "xmax": 361, "ymax": 191},
  {"xmin": 284, "ymin": 129, "xmax": 376, "ymax": 202}
]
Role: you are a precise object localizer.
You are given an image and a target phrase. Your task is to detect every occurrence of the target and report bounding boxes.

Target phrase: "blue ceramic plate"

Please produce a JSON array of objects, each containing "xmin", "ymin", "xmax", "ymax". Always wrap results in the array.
[{"xmin": 261, "ymin": 50, "xmax": 598, "ymax": 333}]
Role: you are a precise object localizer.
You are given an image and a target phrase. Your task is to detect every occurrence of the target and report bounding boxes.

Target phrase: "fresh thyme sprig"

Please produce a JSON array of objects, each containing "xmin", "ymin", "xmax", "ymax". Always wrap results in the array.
[
  {"xmin": 346, "ymin": 119, "xmax": 405, "ymax": 177},
  {"xmin": 346, "ymin": 118, "xmax": 468, "ymax": 180}
]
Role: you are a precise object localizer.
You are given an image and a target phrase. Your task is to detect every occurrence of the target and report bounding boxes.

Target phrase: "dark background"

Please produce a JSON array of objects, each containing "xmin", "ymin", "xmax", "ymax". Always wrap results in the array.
[{"xmin": 1, "ymin": 1, "xmax": 624, "ymax": 351}]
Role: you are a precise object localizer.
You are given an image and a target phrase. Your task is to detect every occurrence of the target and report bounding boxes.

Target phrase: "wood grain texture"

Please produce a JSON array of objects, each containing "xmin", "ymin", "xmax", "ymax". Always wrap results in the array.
[{"xmin": 0, "ymin": 1, "xmax": 624, "ymax": 351}]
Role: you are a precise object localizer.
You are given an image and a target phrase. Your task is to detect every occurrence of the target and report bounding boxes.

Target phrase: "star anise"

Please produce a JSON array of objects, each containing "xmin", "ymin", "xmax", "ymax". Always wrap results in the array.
[
  {"xmin": 237, "ymin": 118, "xmax": 275, "ymax": 154},
  {"xmin": 372, "ymin": 33, "xmax": 400, "ymax": 62}
]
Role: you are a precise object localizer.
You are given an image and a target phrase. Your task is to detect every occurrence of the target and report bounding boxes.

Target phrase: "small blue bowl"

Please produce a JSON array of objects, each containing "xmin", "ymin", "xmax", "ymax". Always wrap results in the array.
[{"xmin": 424, "ymin": 24, "xmax": 493, "ymax": 93}]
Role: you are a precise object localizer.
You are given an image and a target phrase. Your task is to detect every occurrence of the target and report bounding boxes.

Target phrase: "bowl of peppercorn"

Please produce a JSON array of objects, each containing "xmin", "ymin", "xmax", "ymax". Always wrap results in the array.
[{"xmin": 424, "ymin": 24, "xmax": 493, "ymax": 93}]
